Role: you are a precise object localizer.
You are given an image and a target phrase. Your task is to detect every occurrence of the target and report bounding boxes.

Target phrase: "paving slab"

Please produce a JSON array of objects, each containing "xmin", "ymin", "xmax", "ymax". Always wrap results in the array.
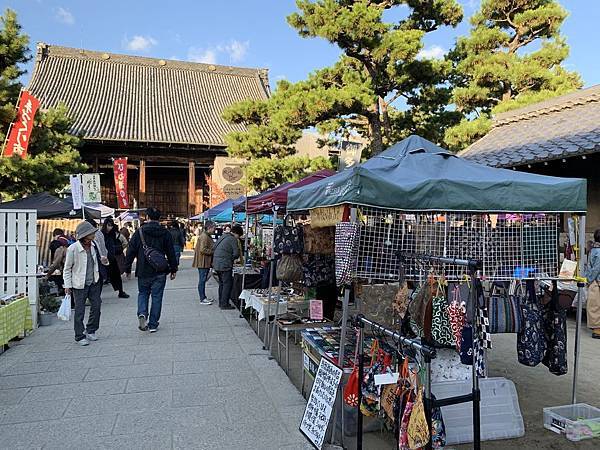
[{"xmin": 0, "ymin": 253, "xmax": 307, "ymax": 449}]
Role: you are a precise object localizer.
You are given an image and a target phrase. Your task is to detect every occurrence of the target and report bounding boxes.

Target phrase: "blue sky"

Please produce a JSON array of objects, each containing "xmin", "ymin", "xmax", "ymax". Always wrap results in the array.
[{"xmin": 4, "ymin": 0, "xmax": 600, "ymax": 89}]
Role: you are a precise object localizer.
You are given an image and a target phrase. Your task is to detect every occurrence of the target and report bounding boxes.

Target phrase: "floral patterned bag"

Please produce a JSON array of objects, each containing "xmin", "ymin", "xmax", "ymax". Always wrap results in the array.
[
  {"xmin": 274, "ymin": 225, "xmax": 304, "ymax": 255},
  {"xmin": 399, "ymin": 391, "xmax": 415, "ymax": 450},
  {"xmin": 407, "ymin": 388, "xmax": 430, "ymax": 449},
  {"xmin": 447, "ymin": 285, "xmax": 467, "ymax": 352},
  {"xmin": 517, "ymin": 280, "xmax": 546, "ymax": 367}
]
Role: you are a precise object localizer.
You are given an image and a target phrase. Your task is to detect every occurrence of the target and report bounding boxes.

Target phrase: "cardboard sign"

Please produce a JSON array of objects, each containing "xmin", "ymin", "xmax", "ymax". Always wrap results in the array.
[
  {"xmin": 82, "ymin": 174, "xmax": 101, "ymax": 203},
  {"xmin": 310, "ymin": 300, "xmax": 323, "ymax": 320},
  {"xmin": 299, "ymin": 358, "xmax": 343, "ymax": 449}
]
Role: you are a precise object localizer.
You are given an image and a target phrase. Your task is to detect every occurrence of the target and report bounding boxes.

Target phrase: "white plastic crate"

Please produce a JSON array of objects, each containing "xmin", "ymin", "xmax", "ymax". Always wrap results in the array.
[
  {"xmin": 431, "ymin": 377, "xmax": 524, "ymax": 445},
  {"xmin": 543, "ymin": 403, "xmax": 600, "ymax": 442}
]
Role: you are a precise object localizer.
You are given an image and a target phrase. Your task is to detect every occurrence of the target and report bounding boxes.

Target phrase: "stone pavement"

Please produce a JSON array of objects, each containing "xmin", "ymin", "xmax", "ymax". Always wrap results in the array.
[{"xmin": 0, "ymin": 253, "xmax": 312, "ymax": 450}]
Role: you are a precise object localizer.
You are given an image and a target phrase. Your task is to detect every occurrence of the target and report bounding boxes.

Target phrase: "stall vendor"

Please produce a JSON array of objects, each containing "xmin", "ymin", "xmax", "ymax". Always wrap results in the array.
[{"xmin": 586, "ymin": 229, "xmax": 600, "ymax": 339}]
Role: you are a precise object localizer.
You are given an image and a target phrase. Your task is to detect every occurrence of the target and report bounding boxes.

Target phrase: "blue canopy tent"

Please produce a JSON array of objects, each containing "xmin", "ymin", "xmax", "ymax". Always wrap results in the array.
[{"xmin": 190, "ymin": 197, "xmax": 245, "ymax": 221}]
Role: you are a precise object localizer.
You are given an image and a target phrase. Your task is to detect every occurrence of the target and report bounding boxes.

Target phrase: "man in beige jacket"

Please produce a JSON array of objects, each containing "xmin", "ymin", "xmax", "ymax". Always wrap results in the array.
[{"xmin": 192, "ymin": 221, "xmax": 215, "ymax": 305}]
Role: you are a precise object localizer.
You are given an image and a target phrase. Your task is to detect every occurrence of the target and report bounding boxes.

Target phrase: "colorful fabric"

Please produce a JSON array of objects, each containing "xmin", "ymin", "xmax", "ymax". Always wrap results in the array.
[
  {"xmin": 334, "ymin": 222, "xmax": 359, "ymax": 286},
  {"xmin": 431, "ymin": 295, "xmax": 455, "ymax": 347},
  {"xmin": 407, "ymin": 389, "xmax": 430, "ymax": 449},
  {"xmin": 430, "ymin": 395, "xmax": 447, "ymax": 449},
  {"xmin": 303, "ymin": 254, "xmax": 335, "ymax": 287},
  {"xmin": 517, "ymin": 282, "xmax": 546, "ymax": 367},
  {"xmin": 274, "ymin": 225, "xmax": 304, "ymax": 255},
  {"xmin": 487, "ymin": 294, "xmax": 523, "ymax": 333},
  {"xmin": 399, "ymin": 395, "xmax": 415, "ymax": 450},
  {"xmin": 0, "ymin": 298, "xmax": 32, "ymax": 347},
  {"xmin": 447, "ymin": 287, "xmax": 466, "ymax": 352}
]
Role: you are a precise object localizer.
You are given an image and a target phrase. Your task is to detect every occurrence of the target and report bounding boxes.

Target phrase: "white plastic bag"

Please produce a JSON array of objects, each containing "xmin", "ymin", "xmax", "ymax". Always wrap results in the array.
[{"xmin": 57, "ymin": 294, "xmax": 71, "ymax": 321}]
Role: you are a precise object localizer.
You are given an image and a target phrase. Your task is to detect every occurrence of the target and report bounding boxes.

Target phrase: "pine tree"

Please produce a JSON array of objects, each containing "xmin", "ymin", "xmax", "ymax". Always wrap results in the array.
[
  {"xmin": 445, "ymin": 0, "xmax": 582, "ymax": 150},
  {"xmin": 0, "ymin": 9, "xmax": 85, "ymax": 200},
  {"xmin": 224, "ymin": 0, "xmax": 464, "ymax": 167}
]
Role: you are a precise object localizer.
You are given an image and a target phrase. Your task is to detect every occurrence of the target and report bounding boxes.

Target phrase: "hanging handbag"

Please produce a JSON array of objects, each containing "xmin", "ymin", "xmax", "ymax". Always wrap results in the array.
[
  {"xmin": 447, "ymin": 284, "xmax": 467, "ymax": 352},
  {"xmin": 431, "ymin": 279, "xmax": 455, "ymax": 348},
  {"xmin": 517, "ymin": 280, "xmax": 546, "ymax": 367},
  {"xmin": 408, "ymin": 276, "xmax": 433, "ymax": 330},
  {"xmin": 399, "ymin": 391, "xmax": 415, "ymax": 450},
  {"xmin": 343, "ymin": 331, "xmax": 360, "ymax": 407},
  {"xmin": 486, "ymin": 281, "xmax": 523, "ymax": 333},
  {"xmin": 393, "ymin": 283, "xmax": 410, "ymax": 321},
  {"xmin": 359, "ymin": 284, "xmax": 396, "ymax": 329},
  {"xmin": 460, "ymin": 324, "xmax": 474, "ymax": 366},
  {"xmin": 303, "ymin": 254, "xmax": 335, "ymax": 287},
  {"xmin": 430, "ymin": 394, "xmax": 447, "ymax": 449},
  {"xmin": 542, "ymin": 281, "xmax": 568, "ymax": 376},
  {"xmin": 335, "ymin": 222, "xmax": 359, "ymax": 286},
  {"xmin": 274, "ymin": 224, "xmax": 304, "ymax": 255},
  {"xmin": 407, "ymin": 387, "xmax": 430, "ymax": 449},
  {"xmin": 360, "ymin": 341, "xmax": 387, "ymax": 417},
  {"xmin": 303, "ymin": 225, "xmax": 335, "ymax": 254},
  {"xmin": 276, "ymin": 254, "xmax": 303, "ymax": 282},
  {"xmin": 393, "ymin": 359, "xmax": 411, "ymax": 442}
]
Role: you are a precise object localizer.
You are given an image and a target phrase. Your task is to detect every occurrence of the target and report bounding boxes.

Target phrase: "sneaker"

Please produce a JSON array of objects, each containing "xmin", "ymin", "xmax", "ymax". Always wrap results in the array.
[
  {"xmin": 200, "ymin": 299, "xmax": 213, "ymax": 305},
  {"xmin": 86, "ymin": 333, "xmax": 98, "ymax": 341},
  {"xmin": 149, "ymin": 328, "xmax": 158, "ymax": 333},
  {"xmin": 77, "ymin": 338, "xmax": 90, "ymax": 346},
  {"xmin": 118, "ymin": 291, "xmax": 130, "ymax": 299},
  {"xmin": 138, "ymin": 315, "xmax": 148, "ymax": 331}
]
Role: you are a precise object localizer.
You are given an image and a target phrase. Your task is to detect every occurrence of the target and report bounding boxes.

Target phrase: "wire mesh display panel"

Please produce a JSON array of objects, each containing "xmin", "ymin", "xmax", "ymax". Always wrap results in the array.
[{"xmin": 354, "ymin": 206, "xmax": 560, "ymax": 281}]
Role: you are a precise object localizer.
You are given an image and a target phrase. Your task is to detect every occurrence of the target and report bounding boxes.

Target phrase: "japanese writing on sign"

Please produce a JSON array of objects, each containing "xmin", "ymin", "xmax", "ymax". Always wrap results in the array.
[
  {"xmin": 113, "ymin": 158, "xmax": 129, "ymax": 209},
  {"xmin": 299, "ymin": 357, "xmax": 343, "ymax": 449},
  {"xmin": 82, "ymin": 174, "xmax": 101, "ymax": 203},
  {"xmin": 2, "ymin": 91, "xmax": 40, "ymax": 159},
  {"xmin": 70, "ymin": 175, "xmax": 83, "ymax": 210}
]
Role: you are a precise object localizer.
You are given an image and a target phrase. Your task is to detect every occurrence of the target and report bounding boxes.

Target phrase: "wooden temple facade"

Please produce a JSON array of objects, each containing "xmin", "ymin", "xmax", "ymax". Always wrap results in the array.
[{"xmin": 28, "ymin": 43, "xmax": 270, "ymax": 217}]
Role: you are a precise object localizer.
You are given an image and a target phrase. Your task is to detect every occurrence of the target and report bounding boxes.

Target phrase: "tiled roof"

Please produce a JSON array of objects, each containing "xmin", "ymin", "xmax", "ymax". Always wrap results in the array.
[
  {"xmin": 460, "ymin": 85, "xmax": 600, "ymax": 167},
  {"xmin": 28, "ymin": 43, "xmax": 270, "ymax": 148}
]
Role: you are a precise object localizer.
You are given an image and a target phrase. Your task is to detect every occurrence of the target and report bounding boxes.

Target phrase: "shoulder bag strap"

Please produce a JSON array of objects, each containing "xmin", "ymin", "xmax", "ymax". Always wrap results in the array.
[{"xmin": 139, "ymin": 228, "xmax": 147, "ymax": 248}]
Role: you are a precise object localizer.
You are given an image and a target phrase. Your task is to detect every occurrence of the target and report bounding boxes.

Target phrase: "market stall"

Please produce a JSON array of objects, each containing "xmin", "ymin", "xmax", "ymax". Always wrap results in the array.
[{"xmin": 286, "ymin": 135, "xmax": 590, "ymax": 448}]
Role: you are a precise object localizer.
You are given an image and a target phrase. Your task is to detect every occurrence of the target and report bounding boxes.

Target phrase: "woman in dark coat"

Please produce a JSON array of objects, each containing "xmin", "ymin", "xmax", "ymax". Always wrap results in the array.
[{"xmin": 101, "ymin": 218, "xmax": 129, "ymax": 298}]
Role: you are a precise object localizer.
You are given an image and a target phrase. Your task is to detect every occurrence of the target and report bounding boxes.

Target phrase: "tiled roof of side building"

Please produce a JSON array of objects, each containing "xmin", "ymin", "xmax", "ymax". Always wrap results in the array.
[
  {"xmin": 28, "ymin": 43, "xmax": 270, "ymax": 148},
  {"xmin": 460, "ymin": 85, "xmax": 600, "ymax": 167}
]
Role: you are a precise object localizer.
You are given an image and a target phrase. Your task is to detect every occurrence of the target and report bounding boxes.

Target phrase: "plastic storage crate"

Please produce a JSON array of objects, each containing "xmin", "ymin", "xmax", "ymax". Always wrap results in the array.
[
  {"xmin": 543, "ymin": 403, "xmax": 600, "ymax": 442},
  {"xmin": 431, "ymin": 377, "xmax": 524, "ymax": 445}
]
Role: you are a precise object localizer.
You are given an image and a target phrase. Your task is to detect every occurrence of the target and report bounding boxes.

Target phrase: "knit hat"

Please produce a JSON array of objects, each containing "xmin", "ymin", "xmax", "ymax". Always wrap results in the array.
[{"xmin": 75, "ymin": 221, "xmax": 97, "ymax": 240}]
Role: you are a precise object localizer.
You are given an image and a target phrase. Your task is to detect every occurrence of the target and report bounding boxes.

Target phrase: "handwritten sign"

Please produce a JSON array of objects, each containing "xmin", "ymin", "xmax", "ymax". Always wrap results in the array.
[
  {"xmin": 310, "ymin": 205, "xmax": 345, "ymax": 228},
  {"xmin": 70, "ymin": 175, "xmax": 83, "ymax": 210},
  {"xmin": 310, "ymin": 300, "xmax": 323, "ymax": 320},
  {"xmin": 82, "ymin": 174, "xmax": 101, "ymax": 203},
  {"xmin": 299, "ymin": 357, "xmax": 343, "ymax": 449}
]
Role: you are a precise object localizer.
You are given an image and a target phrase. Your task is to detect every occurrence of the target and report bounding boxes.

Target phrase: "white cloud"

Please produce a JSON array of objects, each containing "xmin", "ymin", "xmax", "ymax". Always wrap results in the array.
[
  {"xmin": 218, "ymin": 40, "xmax": 250, "ymax": 63},
  {"xmin": 417, "ymin": 45, "xmax": 446, "ymax": 60},
  {"xmin": 188, "ymin": 47, "xmax": 217, "ymax": 64},
  {"xmin": 56, "ymin": 7, "xmax": 74, "ymax": 25},
  {"xmin": 124, "ymin": 35, "xmax": 158, "ymax": 52}
]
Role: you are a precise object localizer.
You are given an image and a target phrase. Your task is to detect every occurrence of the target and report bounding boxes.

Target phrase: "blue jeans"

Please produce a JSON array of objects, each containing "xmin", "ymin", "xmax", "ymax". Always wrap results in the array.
[
  {"xmin": 174, "ymin": 246, "xmax": 183, "ymax": 264},
  {"xmin": 197, "ymin": 268, "xmax": 210, "ymax": 301},
  {"xmin": 137, "ymin": 274, "xmax": 167, "ymax": 329}
]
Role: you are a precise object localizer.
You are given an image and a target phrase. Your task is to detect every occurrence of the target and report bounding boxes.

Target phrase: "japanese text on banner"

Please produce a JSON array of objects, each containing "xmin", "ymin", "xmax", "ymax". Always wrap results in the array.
[
  {"xmin": 82, "ymin": 174, "xmax": 101, "ymax": 203},
  {"xmin": 113, "ymin": 158, "xmax": 129, "ymax": 209},
  {"xmin": 2, "ymin": 91, "xmax": 40, "ymax": 159}
]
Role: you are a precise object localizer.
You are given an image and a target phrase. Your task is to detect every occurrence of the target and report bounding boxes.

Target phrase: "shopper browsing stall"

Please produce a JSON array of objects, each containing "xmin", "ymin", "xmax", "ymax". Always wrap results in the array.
[
  {"xmin": 63, "ymin": 221, "xmax": 104, "ymax": 346},
  {"xmin": 586, "ymin": 229, "xmax": 600, "ymax": 339},
  {"xmin": 213, "ymin": 224, "xmax": 242, "ymax": 310},
  {"xmin": 193, "ymin": 220, "xmax": 215, "ymax": 305}
]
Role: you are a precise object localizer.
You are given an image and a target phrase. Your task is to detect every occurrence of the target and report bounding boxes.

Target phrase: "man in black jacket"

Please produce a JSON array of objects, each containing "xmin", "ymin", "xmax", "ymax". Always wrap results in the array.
[{"xmin": 125, "ymin": 208, "xmax": 178, "ymax": 332}]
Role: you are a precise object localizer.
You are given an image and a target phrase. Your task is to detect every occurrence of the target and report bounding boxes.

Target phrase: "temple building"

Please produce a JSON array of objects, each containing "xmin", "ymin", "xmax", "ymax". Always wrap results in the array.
[{"xmin": 28, "ymin": 43, "xmax": 270, "ymax": 216}]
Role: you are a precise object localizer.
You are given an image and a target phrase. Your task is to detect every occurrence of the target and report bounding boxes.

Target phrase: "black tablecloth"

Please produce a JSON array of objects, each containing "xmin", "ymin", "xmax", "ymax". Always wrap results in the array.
[{"xmin": 231, "ymin": 272, "xmax": 262, "ymax": 308}]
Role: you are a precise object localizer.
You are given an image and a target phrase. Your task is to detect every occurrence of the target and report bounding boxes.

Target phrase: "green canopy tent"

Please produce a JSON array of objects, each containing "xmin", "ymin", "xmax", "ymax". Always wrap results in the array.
[{"xmin": 287, "ymin": 135, "xmax": 586, "ymax": 213}]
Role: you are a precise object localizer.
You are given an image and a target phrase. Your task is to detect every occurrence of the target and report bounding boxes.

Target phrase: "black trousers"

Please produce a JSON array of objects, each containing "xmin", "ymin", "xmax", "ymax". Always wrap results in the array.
[
  {"xmin": 107, "ymin": 257, "xmax": 123, "ymax": 293},
  {"xmin": 216, "ymin": 270, "xmax": 233, "ymax": 308}
]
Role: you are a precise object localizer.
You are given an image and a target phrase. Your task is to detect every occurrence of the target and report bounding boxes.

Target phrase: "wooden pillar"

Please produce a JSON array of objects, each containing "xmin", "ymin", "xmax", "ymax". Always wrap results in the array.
[
  {"xmin": 139, "ymin": 159, "xmax": 146, "ymax": 208},
  {"xmin": 188, "ymin": 161, "xmax": 196, "ymax": 216}
]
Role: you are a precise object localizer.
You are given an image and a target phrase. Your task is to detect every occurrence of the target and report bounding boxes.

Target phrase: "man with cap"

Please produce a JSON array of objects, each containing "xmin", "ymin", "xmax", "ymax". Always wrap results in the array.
[{"xmin": 63, "ymin": 221, "xmax": 104, "ymax": 346}]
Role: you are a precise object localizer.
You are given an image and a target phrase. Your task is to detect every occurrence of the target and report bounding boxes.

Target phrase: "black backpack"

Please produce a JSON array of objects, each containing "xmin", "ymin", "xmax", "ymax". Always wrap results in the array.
[{"xmin": 139, "ymin": 228, "xmax": 169, "ymax": 272}]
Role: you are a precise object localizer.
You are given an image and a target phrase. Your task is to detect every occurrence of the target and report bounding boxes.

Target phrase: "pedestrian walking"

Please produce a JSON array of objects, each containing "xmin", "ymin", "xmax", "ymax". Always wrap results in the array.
[
  {"xmin": 125, "ymin": 207, "xmax": 178, "ymax": 333},
  {"xmin": 101, "ymin": 218, "xmax": 130, "ymax": 298},
  {"xmin": 586, "ymin": 229, "xmax": 600, "ymax": 339},
  {"xmin": 63, "ymin": 221, "xmax": 104, "ymax": 346},
  {"xmin": 213, "ymin": 224, "xmax": 243, "ymax": 310},
  {"xmin": 169, "ymin": 220, "xmax": 186, "ymax": 264},
  {"xmin": 193, "ymin": 221, "xmax": 216, "ymax": 305}
]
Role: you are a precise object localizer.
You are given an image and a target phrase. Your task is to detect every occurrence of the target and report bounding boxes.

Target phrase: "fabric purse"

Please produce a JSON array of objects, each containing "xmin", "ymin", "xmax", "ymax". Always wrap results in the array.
[
  {"xmin": 487, "ymin": 283, "xmax": 523, "ymax": 333},
  {"xmin": 274, "ymin": 225, "xmax": 304, "ymax": 255},
  {"xmin": 343, "ymin": 331, "xmax": 360, "ymax": 407},
  {"xmin": 407, "ymin": 388, "xmax": 430, "ymax": 449},
  {"xmin": 399, "ymin": 391, "xmax": 415, "ymax": 450},
  {"xmin": 303, "ymin": 225, "xmax": 335, "ymax": 254},
  {"xmin": 542, "ymin": 281, "xmax": 568, "ymax": 376},
  {"xmin": 360, "ymin": 342, "xmax": 389, "ymax": 417},
  {"xmin": 303, "ymin": 254, "xmax": 335, "ymax": 287},
  {"xmin": 447, "ymin": 285, "xmax": 467, "ymax": 352},
  {"xmin": 431, "ymin": 280, "xmax": 455, "ymax": 348},
  {"xmin": 460, "ymin": 325, "xmax": 474, "ymax": 366},
  {"xmin": 393, "ymin": 283, "xmax": 410, "ymax": 321},
  {"xmin": 359, "ymin": 284, "xmax": 396, "ymax": 329},
  {"xmin": 408, "ymin": 277, "xmax": 433, "ymax": 330},
  {"xmin": 276, "ymin": 254, "xmax": 303, "ymax": 282},
  {"xmin": 430, "ymin": 394, "xmax": 447, "ymax": 449},
  {"xmin": 517, "ymin": 280, "xmax": 546, "ymax": 367},
  {"xmin": 335, "ymin": 222, "xmax": 359, "ymax": 286}
]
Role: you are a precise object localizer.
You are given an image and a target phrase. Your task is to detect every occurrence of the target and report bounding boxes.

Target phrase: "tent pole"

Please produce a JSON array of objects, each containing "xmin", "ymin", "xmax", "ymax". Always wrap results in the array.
[
  {"xmin": 240, "ymin": 207, "xmax": 250, "ymax": 318},
  {"xmin": 572, "ymin": 214, "xmax": 586, "ymax": 404},
  {"xmin": 264, "ymin": 208, "xmax": 277, "ymax": 349}
]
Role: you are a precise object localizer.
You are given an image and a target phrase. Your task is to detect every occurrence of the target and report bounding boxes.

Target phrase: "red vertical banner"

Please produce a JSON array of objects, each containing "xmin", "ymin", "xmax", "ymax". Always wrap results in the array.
[
  {"xmin": 2, "ymin": 91, "xmax": 41, "ymax": 159},
  {"xmin": 113, "ymin": 157, "xmax": 129, "ymax": 209}
]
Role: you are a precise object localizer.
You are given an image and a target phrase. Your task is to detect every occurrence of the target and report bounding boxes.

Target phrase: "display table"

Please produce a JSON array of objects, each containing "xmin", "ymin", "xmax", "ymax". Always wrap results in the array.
[
  {"xmin": 231, "ymin": 270, "xmax": 262, "ymax": 309},
  {"xmin": 0, "ymin": 297, "xmax": 33, "ymax": 348},
  {"xmin": 276, "ymin": 317, "xmax": 334, "ymax": 374}
]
